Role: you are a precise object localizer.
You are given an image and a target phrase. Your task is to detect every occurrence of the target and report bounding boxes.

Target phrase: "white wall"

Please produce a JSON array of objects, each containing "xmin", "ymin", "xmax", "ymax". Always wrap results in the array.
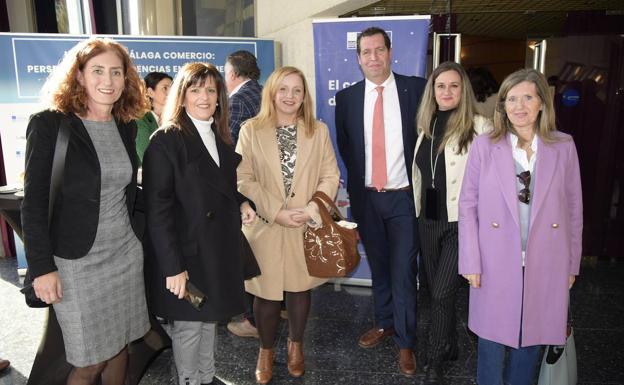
[{"xmin": 255, "ymin": 0, "xmax": 376, "ymax": 102}]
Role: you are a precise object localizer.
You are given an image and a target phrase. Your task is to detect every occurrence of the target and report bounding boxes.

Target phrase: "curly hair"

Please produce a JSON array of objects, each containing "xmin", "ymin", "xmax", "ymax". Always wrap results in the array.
[{"xmin": 41, "ymin": 37, "xmax": 148, "ymax": 123}]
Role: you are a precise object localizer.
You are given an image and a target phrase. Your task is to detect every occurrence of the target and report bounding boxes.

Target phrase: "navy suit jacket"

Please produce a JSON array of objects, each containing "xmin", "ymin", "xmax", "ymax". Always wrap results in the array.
[
  {"xmin": 228, "ymin": 79, "xmax": 262, "ymax": 144},
  {"xmin": 335, "ymin": 72, "xmax": 426, "ymax": 222}
]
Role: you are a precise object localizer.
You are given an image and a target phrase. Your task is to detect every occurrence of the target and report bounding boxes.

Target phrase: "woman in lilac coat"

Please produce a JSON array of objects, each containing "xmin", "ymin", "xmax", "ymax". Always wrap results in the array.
[{"xmin": 458, "ymin": 68, "xmax": 582, "ymax": 385}]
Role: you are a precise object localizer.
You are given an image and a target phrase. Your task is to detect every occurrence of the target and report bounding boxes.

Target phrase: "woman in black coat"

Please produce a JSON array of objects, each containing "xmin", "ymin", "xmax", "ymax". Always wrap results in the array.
[{"xmin": 143, "ymin": 62, "xmax": 256, "ymax": 385}]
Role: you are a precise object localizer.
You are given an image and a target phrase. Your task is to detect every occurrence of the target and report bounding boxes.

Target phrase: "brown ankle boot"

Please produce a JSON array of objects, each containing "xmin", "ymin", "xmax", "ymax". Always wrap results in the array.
[
  {"xmin": 255, "ymin": 348, "xmax": 274, "ymax": 384},
  {"xmin": 287, "ymin": 338, "xmax": 305, "ymax": 377}
]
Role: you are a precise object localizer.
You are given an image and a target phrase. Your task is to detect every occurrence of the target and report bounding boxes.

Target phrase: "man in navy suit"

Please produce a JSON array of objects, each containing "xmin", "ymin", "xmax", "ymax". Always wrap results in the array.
[
  {"xmin": 224, "ymin": 50, "xmax": 262, "ymax": 144},
  {"xmin": 335, "ymin": 26, "xmax": 425, "ymax": 376},
  {"xmin": 225, "ymin": 50, "xmax": 263, "ymax": 338}
]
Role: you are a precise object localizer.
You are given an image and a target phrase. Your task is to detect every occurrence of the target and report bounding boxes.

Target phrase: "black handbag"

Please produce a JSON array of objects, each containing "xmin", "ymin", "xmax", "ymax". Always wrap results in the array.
[{"xmin": 20, "ymin": 118, "xmax": 70, "ymax": 308}]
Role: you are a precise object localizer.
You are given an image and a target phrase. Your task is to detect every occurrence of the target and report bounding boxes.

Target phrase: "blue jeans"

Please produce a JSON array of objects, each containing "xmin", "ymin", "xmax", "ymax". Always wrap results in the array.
[{"xmin": 477, "ymin": 337, "xmax": 542, "ymax": 385}]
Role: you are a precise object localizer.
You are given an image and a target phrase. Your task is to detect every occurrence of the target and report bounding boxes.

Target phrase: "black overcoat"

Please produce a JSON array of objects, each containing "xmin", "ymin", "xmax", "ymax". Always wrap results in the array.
[{"xmin": 143, "ymin": 114, "xmax": 256, "ymax": 322}]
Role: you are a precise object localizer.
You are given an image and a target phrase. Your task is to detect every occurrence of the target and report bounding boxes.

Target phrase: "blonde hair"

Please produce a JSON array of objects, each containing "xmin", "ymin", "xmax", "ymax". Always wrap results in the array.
[
  {"xmin": 416, "ymin": 61, "xmax": 479, "ymax": 154},
  {"xmin": 160, "ymin": 62, "xmax": 231, "ymax": 146},
  {"xmin": 248, "ymin": 66, "xmax": 316, "ymax": 137},
  {"xmin": 40, "ymin": 37, "xmax": 148, "ymax": 123},
  {"xmin": 490, "ymin": 68, "xmax": 557, "ymax": 143}
]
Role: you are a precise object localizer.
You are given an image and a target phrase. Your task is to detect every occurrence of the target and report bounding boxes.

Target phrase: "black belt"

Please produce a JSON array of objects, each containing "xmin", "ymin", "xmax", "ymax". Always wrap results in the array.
[{"xmin": 365, "ymin": 186, "xmax": 411, "ymax": 192}]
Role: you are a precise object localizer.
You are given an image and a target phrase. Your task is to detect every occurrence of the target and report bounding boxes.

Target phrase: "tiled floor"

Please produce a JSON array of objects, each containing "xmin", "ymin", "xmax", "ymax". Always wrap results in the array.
[{"xmin": 1, "ymin": 256, "xmax": 622, "ymax": 385}]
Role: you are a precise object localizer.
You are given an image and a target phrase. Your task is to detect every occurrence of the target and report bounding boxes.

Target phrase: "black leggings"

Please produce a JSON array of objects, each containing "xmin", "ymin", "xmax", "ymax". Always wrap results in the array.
[{"xmin": 254, "ymin": 290, "xmax": 311, "ymax": 348}]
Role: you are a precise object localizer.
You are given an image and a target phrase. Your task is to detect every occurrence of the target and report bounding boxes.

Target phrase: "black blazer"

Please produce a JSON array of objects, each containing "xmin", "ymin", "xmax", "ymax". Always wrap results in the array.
[
  {"xmin": 143, "ymin": 113, "xmax": 257, "ymax": 322},
  {"xmin": 21, "ymin": 110, "xmax": 140, "ymax": 278},
  {"xmin": 334, "ymin": 72, "xmax": 426, "ymax": 222}
]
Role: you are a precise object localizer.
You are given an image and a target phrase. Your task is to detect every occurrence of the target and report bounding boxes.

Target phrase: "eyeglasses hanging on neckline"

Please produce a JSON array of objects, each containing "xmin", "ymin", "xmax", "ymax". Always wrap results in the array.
[{"xmin": 517, "ymin": 170, "xmax": 531, "ymax": 204}]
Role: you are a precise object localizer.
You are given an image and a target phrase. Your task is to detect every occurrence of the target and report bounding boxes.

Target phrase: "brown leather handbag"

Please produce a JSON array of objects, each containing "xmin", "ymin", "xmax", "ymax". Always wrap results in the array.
[{"xmin": 303, "ymin": 191, "xmax": 360, "ymax": 278}]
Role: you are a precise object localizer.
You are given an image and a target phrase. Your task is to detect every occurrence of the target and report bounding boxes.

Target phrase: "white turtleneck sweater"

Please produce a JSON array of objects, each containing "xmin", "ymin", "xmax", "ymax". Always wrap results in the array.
[{"xmin": 187, "ymin": 112, "xmax": 220, "ymax": 167}]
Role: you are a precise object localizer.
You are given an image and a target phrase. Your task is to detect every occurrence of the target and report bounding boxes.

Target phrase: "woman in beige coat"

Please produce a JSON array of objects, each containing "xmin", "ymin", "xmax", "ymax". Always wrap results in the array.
[{"xmin": 236, "ymin": 66, "xmax": 339, "ymax": 384}]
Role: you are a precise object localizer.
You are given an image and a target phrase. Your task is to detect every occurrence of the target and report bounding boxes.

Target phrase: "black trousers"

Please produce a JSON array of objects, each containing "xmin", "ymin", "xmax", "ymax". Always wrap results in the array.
[{"xmin": 418, "ymin": 218, "xmax": 460, "ymax": 362}]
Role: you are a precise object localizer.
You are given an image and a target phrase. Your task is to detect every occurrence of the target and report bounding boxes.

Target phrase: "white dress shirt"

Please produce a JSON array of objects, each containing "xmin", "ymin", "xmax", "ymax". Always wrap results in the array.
[
  {"xmin": 188, "ymin": 113, "xmax": 220, "ymax": 166},
  {"xmin": 509, "ymin": 132, "xmax": 538, "ymax": 266},
  {"xmin": 509, "ymin": 132, "xmax": 538, "ymax": 173},
  {"xmin": 363, "ymin": 73, "xmax": 409, "ymax": 189}
]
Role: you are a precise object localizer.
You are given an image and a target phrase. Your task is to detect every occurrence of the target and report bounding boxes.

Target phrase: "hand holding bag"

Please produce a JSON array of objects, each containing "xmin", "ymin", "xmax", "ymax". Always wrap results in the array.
[
  {"xmin": 303, "ymin": 191, "xmax": 360, "ymax": 278},
  {"xmin": 537, "ymin": 302, "xmax": 577, "ymax": 385}
]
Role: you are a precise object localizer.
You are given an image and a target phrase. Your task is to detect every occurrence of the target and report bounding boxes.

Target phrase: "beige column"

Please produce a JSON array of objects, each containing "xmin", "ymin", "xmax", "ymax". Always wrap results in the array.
[{"xmin": 255, "ymin": 0, "xmax": 376, "ymax": 102}]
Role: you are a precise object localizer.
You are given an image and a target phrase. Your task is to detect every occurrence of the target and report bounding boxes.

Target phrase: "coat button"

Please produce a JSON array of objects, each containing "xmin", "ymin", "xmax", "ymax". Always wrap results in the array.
[
  {"xmin": 451, "ymin": 179, "xmax": 457, "ymax": 184},
  {"xmin": 451, "ymin": 196, "xmax": 456, "ymax": 201},
  {"xmin": 450, "ymin": 161, "xmax": 456, "ymax": 166},
  {"xmin": 291, "ymin": 192, "xmax": 295, "ymax": 198},
  {"xmin": 491, "ymin": 222, "xmax": 499, "ymax": 228},
  {"xmin": 206, "ymin": 211, "xmax": 215, "ymax": 219},
  {"xmin": 552, "ymin": 223, "xmax": 559, "ymax": 228}
]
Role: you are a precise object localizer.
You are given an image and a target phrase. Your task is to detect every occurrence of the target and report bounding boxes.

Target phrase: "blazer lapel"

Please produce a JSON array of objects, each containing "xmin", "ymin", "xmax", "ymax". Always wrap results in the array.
[
  {"xmin": 351, "ymin": 81, "xmax": 366, "ymax": 179},
  {"xmin": 67, "ymin": 113, "xmax": 97, "ymax": 155},
  {"xmin": 180, "ymin": 116, "xmax": 237, "ymax": 203},
  {"xmin": 395, "ymin": 74, "xmax": 411, "ymax": 144},
  {"xmin": 256, "ymin": 124, "xmax": 286, "ymax": 200},
  {"xmin": 529, "ymin": 137, "xmax": 557, "ymax": 225},
  {"xmin": 492, "ymin": 136, "xmax": 520, "ymax": 228}
]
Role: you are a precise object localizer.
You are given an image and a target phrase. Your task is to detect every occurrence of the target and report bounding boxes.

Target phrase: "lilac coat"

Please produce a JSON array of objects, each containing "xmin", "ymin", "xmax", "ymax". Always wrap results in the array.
[{"xmin": 458, "ymin": 132, "xmax": 582, "ymax": 348}]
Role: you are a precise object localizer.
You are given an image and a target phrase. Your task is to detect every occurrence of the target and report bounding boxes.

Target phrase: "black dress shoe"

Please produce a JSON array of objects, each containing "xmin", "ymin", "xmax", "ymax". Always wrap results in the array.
[{"xmin": 424, "ymin": 361, "xmax": 445, "ymax": 384}]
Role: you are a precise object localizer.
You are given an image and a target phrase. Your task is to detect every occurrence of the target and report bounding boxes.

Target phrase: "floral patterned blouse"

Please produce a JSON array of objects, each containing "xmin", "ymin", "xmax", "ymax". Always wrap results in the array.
[{"xmin": 276, "ymin": 124, "xmax": 297, "ymax": 197}]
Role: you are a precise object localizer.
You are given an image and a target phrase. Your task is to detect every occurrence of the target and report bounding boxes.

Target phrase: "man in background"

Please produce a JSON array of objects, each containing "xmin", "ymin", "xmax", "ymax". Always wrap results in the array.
[
  {"xmin": 224, "ymin": 50, "xmax": 262, "ymax": 144},
  {"xmin": 225, "ymin": 50, "xmax": 263, "ymax": 338}
]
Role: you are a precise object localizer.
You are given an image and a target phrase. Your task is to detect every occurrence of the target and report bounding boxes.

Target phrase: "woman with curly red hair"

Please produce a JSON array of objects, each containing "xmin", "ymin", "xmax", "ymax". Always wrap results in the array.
[{"xmin": 22, "ymin": 37, "xmax": 150, "ymax": 385}]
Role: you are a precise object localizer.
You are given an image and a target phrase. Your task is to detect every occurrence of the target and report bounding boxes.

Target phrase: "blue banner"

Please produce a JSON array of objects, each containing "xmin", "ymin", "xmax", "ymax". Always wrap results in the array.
[
  {"xmin": 313, "ymin": 16, "xmax": 429, "ymax": 284},
  {"xmin": 0, "ymin": 33, "xmax": 275, "ymax": 270},
  {"xmin": 0, "ymin": 34, "xmax": 275, "ymax": 103}
]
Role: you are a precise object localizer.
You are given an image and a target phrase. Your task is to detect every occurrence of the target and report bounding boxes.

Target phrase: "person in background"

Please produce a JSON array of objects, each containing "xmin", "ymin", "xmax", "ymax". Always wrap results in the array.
[
  {"xmin": 224, "ymin": 50, "xmax": 263, "ymax": 339},
  {"xmin": 143, "ymin": 62, "xmax": 256, "ymax": 385},
  {"xmin": 237, "ymin": 66, "xmax": 339, "ymax": 384},
  {"xmin": 412, "ymin": 61, "xmax": 492, "ymax": 384},
  {"xmin": 467, "ymin": 67, "xmax": 499, "ymax": 119},
  {"xmin": 224, "ymin": 50, "xmax": 262, "ymax": 144},
  {"xmin": 21, "ymin": 37, "xmax": 150, "ymax": 385},
  {"xmin": 335, "ymin": 26, "xmax": 426, "ymax": 376},
  {"xmin": 135, "ymin": 72, "xmax": 172, "ymax": 165},
  {"xmin": 459, "ymin": 68, "xmax": 582, "ymax": 385}
]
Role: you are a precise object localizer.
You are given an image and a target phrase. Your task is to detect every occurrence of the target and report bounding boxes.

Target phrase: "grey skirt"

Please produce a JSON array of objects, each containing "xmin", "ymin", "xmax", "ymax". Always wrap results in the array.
[{"xmin": 53, "ymin": 234, "xmax": 149, "ymax": 367}]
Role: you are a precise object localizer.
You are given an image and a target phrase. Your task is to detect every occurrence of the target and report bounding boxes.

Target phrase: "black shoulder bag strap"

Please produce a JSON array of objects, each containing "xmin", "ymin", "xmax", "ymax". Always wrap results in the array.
[
  {"xmin": 48, "ymin": 119, "xmax": 70, "ymax": 225},
  {"xmin": 21, "ymin": 117, "xmax": 71, "ymax": 308}
]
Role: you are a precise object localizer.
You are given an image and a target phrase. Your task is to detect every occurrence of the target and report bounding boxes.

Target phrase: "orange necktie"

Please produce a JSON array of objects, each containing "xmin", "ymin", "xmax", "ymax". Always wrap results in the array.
[{"xmin": 371, "ymin": 86, "xmax": 387, "ymax": 191}]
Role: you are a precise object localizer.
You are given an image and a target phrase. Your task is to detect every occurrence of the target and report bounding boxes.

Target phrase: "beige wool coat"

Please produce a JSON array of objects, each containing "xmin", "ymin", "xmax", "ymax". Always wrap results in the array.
[{"xmin": 236, "ymin": 119, "xmax": 340, "ymax": 300}]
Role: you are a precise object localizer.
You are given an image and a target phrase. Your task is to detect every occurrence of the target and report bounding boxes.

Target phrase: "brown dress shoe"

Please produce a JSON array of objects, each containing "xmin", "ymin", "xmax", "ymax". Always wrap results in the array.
[
  {"xmin": 0, "ymin": 359, "xmax": 10, "ymax": 372},
  {"xmin": 255, "ymin": 348, "xmax": 274, "ymax": 384},
  {"xmin": 398, "ymin": 348, "xmax": 416, "ymax": 376},
  {"xmin": 287, "ymin": 338, "xmax": 305, "ymax": 377},
  {"xmin": 358, "ymin": 327, "xmax": 395, "ymax": 348}
]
